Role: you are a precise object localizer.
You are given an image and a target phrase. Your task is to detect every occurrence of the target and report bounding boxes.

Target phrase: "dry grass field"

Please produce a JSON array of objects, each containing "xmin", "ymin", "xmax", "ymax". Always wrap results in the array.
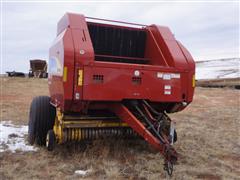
[
  {"xmin": 0, "ymin": 77, "xmax": 239, "ymax": 179},
  {"xmin": 196, "ymin": 78, "xmax": 240, "ymax": 89}
]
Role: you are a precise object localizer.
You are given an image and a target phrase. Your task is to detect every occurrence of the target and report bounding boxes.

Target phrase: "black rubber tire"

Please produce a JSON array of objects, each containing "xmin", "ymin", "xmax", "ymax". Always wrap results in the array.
[
  {"xmin": 46, "ymin": 130, "xmax": 55, "ymax": 151},
  {"xmin": 28, "ymin": 96, "xmax": 56, "ymax": 146}
]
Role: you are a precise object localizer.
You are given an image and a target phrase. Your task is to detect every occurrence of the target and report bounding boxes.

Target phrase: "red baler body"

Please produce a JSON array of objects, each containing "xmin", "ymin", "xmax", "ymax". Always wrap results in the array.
[
  {"xmin": 48, "ymin": 13, "xmax": 195, "ymax": 171},
  {"xmin": 49, "ymin": 13, "xmax": 195, "ymax": 112}
]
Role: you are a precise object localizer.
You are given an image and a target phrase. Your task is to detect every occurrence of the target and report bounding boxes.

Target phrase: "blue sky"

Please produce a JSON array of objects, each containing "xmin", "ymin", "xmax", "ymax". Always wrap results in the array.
[{"xmin": 1, "ymin": 1, "xmax": 239, "ymax": 73}]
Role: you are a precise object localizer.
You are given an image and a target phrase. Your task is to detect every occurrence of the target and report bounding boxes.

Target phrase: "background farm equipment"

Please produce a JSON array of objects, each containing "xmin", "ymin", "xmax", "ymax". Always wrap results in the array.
[
  {"xmin": 6, "ymin": 71, "xmax": 25, "ymax": 77},
  {"xmin": 29, "ymin": 59, "xmax": 48, "ymax": 78}
]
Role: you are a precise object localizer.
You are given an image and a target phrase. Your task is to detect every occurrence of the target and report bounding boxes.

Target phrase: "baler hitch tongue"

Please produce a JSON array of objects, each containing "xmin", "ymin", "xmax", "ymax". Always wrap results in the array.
[
  {"xmin": 164, "ymin": 159, "xmax": 174, "ymax": 176},
  {"xmin": 111, "ymin": 100, "xmax": 178, "ymax": 176},
  {"xmin": 164, "ymin": 145, "xmax": 178, "ymax": 176}
]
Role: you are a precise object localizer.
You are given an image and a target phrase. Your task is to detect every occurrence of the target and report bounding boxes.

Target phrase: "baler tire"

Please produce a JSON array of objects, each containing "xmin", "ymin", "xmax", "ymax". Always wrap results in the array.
[
  {"xmin": 28, "ymin": 96, "xmax": 56, "ymax": 146},
  {"xmin": 28, "ymin": 121, "xmax": 35, "ymax": 145},
  {"xmin": 46, "ymin": 130, "xmax": 55, "ymax": 151}
]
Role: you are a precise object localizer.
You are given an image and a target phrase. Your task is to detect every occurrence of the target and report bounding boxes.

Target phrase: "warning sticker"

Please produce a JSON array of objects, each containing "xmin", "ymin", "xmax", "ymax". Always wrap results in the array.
[
  {"xmin": 157, "ymin": 72, "xmax": 163, "ymax": 78},
  {"xmin": 164, "ymin": 91, "xmax": 171, "ymax": 95},
  {"xmin": 171, "ymin": 73, "xmax": 181, "ymax": 79},
  {"xmin": 164, "ymin": 85, "xmax": 171, "ymax": 90},
  {"xmin": 157, "ymin": 72, "xmax": 181, "ymax": 80},
  {"xmin": 163, "ymin": 74, "xmax": 171, "ymax": 80}
]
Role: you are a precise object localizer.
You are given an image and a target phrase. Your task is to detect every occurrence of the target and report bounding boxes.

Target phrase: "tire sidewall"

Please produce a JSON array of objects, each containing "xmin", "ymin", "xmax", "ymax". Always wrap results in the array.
[{"xmin": 28, "ymin": 96, "xmax": 56, "ymax": 145}]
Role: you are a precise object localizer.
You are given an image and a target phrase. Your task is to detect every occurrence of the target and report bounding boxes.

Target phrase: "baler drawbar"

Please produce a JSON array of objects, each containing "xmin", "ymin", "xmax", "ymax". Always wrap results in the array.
[{"xmin": 28, "ymin": 13, "xmax": 195, "ymax": 176}]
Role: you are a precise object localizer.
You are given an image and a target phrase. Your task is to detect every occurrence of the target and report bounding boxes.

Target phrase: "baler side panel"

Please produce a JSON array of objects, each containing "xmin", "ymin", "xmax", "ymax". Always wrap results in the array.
[
  {"xmin": 57, "ymin": 13, "xmax": 69, "ymax": 35},
  {"xmin": 145, "ymin": 25, "xmax": 192, "ymax": 102},
  {"xmin": 49, "ymin": 30, "xmax": 65, "ymax": 108},
  {"xmin": 146, "ymin": 25, "xmax": 191, "ymax": 70},
  {"xmin": 177, "ymin": 42, "xmax": 195, "ymax": 102},
  {"xmin": 57, "ymin": 13, "xmax": 86, "ymax": 35},
  {"xmin": 49, "ymin": 29, "xmax": 75, "ymax": 110},
  {"xmin": 71, "ymin": 29, "xmax": 94, "ymax": 101},
  {"xmin": 63, "ymin": 29, "xmax": 75, "ymax": 109},
  {"xmin": 68, "ymin": 14, "xmax": 94, "ymax": 102},
  {"xmin": 70, "ymin": 28, "xmax": 95, "ymax": 66},
  {"xmin": 144, "ymin": 28, "xmax": 166, "ymax": 66}
]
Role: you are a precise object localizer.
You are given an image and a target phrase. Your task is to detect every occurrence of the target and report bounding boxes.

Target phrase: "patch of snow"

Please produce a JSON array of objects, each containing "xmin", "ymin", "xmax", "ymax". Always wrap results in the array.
[
  {"xmin": 75, "ymin": 169, "xmax": 92, "ymax": 176},
  {"xmin": 196, "ymin": 58, "xmax": 240, "ymax": 80},
  {"xmin": 0, "ymin": 121, "xmax": 37, "ymax": 153}
]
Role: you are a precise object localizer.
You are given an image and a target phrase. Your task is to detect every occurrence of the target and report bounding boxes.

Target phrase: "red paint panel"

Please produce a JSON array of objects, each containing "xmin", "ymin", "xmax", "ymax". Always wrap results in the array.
[
  {"xmin": 177, "ymin": 42, "xmax": 195, "ymax": 102},
  {"xmin": 57, "ymin": 13, "xmax": 86, "ymax": 35},
  {"xmin": 164, "ymin": 40, "xmax": 188, "ymax": 69},
  {"xmin": 49, "ymin": 28, "xmax": 75, "ymax": 111},
  {"xmin": 83, "ymin": 65, "xmax": 183, "ymax": 102},
  {"xmin": 71, "ymin": 29, "xmax": 94, "ymax": 65},
  {"xmin": 144, "ymin": 29, "xmax": 166, "ymax": 66},
  {"xmin": 63, "ymin": 29, "xmax": 75, "ymax": 102}
]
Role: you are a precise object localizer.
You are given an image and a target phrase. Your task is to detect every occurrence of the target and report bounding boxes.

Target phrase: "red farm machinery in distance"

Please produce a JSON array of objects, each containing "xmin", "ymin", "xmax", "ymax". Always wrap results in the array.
[{"xmin": 28, "ymin": 13, "xmax": 195, "ymax": 175}]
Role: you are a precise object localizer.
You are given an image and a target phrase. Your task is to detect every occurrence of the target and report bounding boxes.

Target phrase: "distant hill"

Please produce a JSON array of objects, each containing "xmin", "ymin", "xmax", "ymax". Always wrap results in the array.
[{"xmin": 196, "ymin": 58, "xmax": 240, "ymax": 80}]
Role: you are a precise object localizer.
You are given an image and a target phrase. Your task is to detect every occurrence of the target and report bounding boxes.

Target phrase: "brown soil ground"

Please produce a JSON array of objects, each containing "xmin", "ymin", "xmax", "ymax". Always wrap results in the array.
[{"xmin": 0, "ymin": 77, "xmax": 239, "ymax": 180}]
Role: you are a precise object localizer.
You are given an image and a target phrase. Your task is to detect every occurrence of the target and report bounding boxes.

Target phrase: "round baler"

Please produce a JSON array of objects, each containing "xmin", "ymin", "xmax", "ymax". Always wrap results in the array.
[{"xmin": 28, "ymin": 13, "xmax": 195, "ymax": 175}]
